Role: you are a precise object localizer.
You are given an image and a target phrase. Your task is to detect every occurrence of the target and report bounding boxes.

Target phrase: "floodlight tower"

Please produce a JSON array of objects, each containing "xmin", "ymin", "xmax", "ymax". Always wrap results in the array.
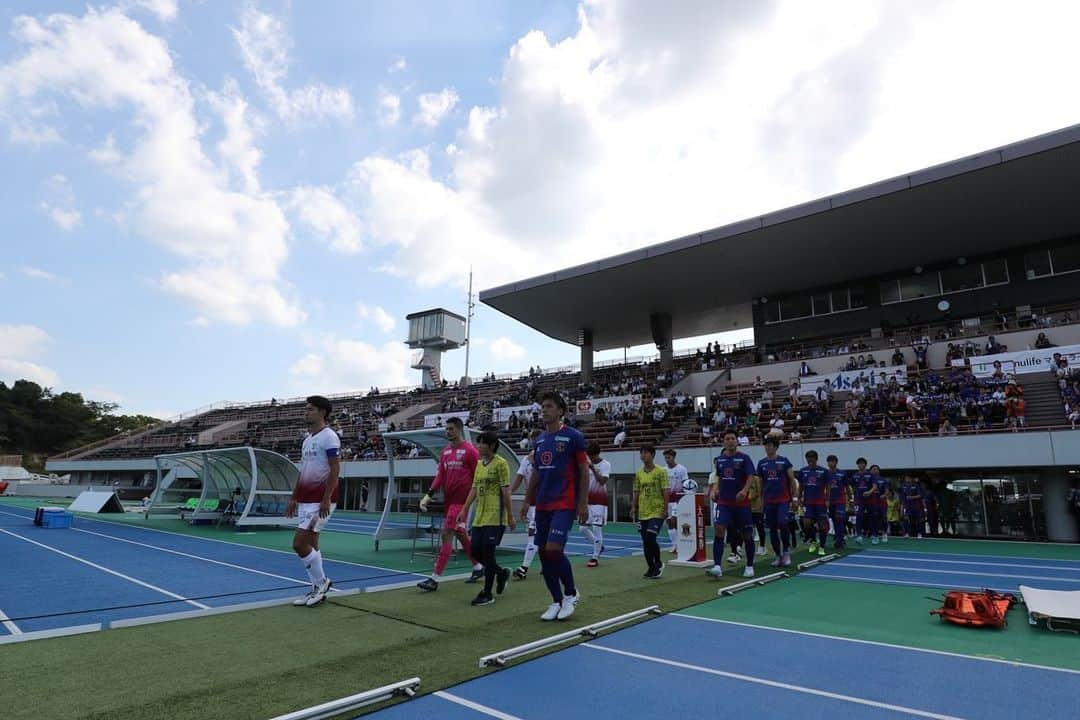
[{"xmin": 405, "ymin": 308, "xmax": 467, "ymax": 389}]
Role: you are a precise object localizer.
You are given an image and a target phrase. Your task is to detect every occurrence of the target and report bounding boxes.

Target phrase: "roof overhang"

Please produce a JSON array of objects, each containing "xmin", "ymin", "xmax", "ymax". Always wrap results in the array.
[{"xmin": 480, "ymin": 124, "xmax": 1080, "ymax": 351}]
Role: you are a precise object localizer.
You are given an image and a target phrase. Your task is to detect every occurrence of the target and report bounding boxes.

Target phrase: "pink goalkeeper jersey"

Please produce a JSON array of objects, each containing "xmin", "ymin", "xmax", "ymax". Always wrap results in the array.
[{"xmin": 430, "ymin": 441, "xmax": 479, "ymax": 505}]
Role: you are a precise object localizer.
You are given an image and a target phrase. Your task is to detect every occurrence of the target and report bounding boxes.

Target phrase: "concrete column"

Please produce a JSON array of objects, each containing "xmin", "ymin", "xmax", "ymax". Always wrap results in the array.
[
  {"xmin": 651, "ymin": 312, "xmax": 674, "ymax": 371},
  {"xmin": 580, "ymin": 329, "xmax": 594, "ymax": 384},
  {"xmin": 1043, "ymin": 474, "xmax": 1079, "ymax": 543}
]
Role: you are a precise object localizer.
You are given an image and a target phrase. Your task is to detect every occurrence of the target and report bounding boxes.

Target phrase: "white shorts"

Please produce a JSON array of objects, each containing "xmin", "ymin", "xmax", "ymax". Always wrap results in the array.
[
  {"xmin": 526, "ymin": 505, "xmax": 536, "ymax": 532},
  {"xmin": 296, "ymin": 502, "xmax": 335, "ymax": 533},
  {"xmin": 587, "ymin": 504, "xmax": 607, "ymax": 526}
]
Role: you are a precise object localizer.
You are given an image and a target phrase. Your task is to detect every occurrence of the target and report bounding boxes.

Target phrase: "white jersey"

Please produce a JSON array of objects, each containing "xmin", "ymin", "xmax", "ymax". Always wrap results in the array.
[
  {"xmin": 515, "ymin": 453, "xmax": 534, "ymax": 486},
  {"xmin": 586, "ymin": 458, "xmax": 612, "ymax": 506},
  {"xmin": 666, "ymin": 463, "xmax": 690, "ymax": 497},
  {"xmin": 296, "ymin": 427, "xmax": 341, "ymax": 503}
]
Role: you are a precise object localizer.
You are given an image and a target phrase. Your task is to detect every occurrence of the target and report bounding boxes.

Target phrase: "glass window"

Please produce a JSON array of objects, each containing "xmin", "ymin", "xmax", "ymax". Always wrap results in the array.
[
  {"xmin": 1051, "ymin": 242, "xmax": 1080, "ymax": 274},
  {"xmin": 880, "ymin": 280, "xmax": 901, "ymax": 304},
  {"xmin": 829, "ymin": 289, "xmax": 849, "ymax": 312},
  {"xmin": 849, "ymin": 286, "xmax": 866, "ymax": 308},
  {"xmin": 940, "ymin": 264, "xmax": 984, "ymax": 294},
  {"xmin": 779, "ymin": 295, "xmax": 812, "ymax": 321},
  {"xmin": 899, "ymin": 273, "xmax": 941, "ymax": 301},
  {"xmin": 982, "ymin": 258, "xmax": 1009, "ymax": 286},
  {"xmin": 811, "ymin": 292, "xmax": 831, "ymax": 316},
  {"xmin": 764, "ymin": 301, "xmax": 780, "ymax": 324},
  {"xmin": 1024, "ymin": 250, "xmax": 1052, "ymax": 279}
]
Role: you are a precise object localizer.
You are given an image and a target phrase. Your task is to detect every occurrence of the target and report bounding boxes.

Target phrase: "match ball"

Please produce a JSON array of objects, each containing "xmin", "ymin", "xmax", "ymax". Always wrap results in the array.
[{"xmin": 682, "ymin": 478, "xmax": 699, "ymax": 493}]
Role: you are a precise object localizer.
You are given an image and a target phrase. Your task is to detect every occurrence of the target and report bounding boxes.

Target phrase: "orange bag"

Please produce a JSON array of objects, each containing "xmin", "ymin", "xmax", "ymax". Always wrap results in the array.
[{"xmin": 930, "ymin": 589, "xmax": 1017, "ymax": 629}]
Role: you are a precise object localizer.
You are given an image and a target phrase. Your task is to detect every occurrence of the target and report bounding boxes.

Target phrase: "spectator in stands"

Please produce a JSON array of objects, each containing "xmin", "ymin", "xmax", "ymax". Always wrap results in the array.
[
  {"xmin": 613, "ymin": 427, "xmax": 627, "ymax": 448},
  {"xmin": 1035, "ymin": 332, "xmax": 1054, "ymax": 349},
  {"xmin": 518, "ymin": 430, "xmax": 532, "ymax": 451},
  {"xmin": 701, "ymin": 423, "xmax": 714, "ymax": 444},
  {"xmin": 913, "ymin": 342, "xmax": 929, "ymax": 371},
  {"xmin": 767, "ymin": 414, "xmax": 785, "ymax": 438},
  {"xmin": 749, "ymin": 398, "xmax": 763, "ymax": 417},
  {"xmin": 761, "ymin": 386, "xmax": 774, "ymax": 406},
  {"xmin": 814, "ymin": 383, "xmax": 829, "ymax": 405},
  {"xmin": 753, "ymin": 376, "xmax": 765, "ymax": 389},
  {"xmin": 833, "ymin": 418, "xmax": 849, "ymax": 439},
  {"xmin": 1069, "ymin": 406, "xmax": 1080, "ymax": 430},
  {"xmin": 737, "ymin": 431, "xmax": 750, "ymax": 446},
  {"xmin": 1006, "ymin": 396, "xmax": 1026, "ymax": 431},
  {"xmin": 938, "ymin": 418, "xmax": 959, "ymax": 437},
  {"xmin": 892, "ymin": 348, "xmax": 905, "ymax": 366},
  {"xmin": 799, "ymin": 361, "xmax": 815, "ymax": 377},
  {"xmin": 986, "ymin": 335, "xmax": 1004, "ymax": 354}
]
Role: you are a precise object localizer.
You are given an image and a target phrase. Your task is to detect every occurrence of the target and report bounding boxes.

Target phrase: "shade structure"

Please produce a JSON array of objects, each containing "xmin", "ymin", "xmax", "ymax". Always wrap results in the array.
[{"xmin": 148, "ymin": 447, "xmax": 297, "ymax": 526}]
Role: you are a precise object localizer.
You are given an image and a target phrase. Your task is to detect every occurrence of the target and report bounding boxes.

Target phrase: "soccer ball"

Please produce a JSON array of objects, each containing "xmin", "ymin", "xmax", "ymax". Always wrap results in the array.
[{"xmin": 682, "ymin": 478, "xmax": 699, "ymax": 493}]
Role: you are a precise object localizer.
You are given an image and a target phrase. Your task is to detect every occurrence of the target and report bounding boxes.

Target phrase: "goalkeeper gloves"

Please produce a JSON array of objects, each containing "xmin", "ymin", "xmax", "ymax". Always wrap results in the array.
[{"xmin": 419, "ymin": 493, "xmax": 433, "ymax": 512}]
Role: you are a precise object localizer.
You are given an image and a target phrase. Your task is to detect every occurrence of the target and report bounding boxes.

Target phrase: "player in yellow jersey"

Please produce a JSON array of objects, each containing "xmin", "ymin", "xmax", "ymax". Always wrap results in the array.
[
  {"xmin": 457, "ymin": 431, "xmax": 514, "ymax": 606},
  {"xmin": 631, "ymin": 443, "xmax": 669, "ymax": 579}
]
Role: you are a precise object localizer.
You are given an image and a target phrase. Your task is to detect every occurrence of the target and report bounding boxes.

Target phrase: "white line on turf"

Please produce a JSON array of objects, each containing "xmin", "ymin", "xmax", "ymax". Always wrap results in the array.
[
  {"xmin": 835, "ymin": 561, "xmax": 1080, "ymax": 583},
  {"xmin": 859, "ymin": 553, "xmax": 1080, "ymax": 573},
  {"xmin": 583, "ymin": 644, "xmax": 963, "ymax": 720},
  {"xmin": 0, "ymin": 607, "xmax": 23, "ymax": 635},
  {"xmin": 799, "ymin": 573, "xmax": 1013, "ymax": 593},
  {"xmin": 433, "ymin": 691, "xmax": 524, "ymax": 720},
  {"xmin": 864, "ymin": 549, "xmax": 1080, "ymax": 567},
  {"xmin": 669, "ymin": 614, "xmax": 1080, "ymax": 676},
  {"xmin": 0, "ymin": 528, "xmax": 210, "ymax": 610}
]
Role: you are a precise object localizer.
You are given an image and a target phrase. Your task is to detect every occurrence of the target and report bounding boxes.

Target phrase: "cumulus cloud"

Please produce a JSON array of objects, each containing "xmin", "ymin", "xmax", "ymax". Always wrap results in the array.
[
  {"xmin": 0, "ymin": 324, "xmax": 59, "ymax": 386},
  {"xmin": 121, "ymin": 0, "xmax": 179, "ymax": 22},
  {"xmin": 43, "ymin": 204, "xmax": 81, "ymax": 229},
  {"xmin": 489, "ymin": 336, "xmax": 525, "ymax": 361},
  {"xmin": 415, "ymin": 87, "xmax": 459, "ymax": 127},
  {"xmin": 288, "ymin": 185, "xmax": 362, "ymax": 253},
  {"xmin": 233, "ymin": 4, "xmax": 353, "ymax": 124},
  {"xmin": 376, "ymin": 87, "xmax": 401, "ymax": 126},
  {"xmin": 357, "ymin": 303, "xmax": 396, "ymax": 333},
  {"xmin": 0, "ymin": 6, "xmax": 304, "ymax": 327},
  {"xmin": 288, "ymin": 335, "xmax": 413, "ymax": 393}
]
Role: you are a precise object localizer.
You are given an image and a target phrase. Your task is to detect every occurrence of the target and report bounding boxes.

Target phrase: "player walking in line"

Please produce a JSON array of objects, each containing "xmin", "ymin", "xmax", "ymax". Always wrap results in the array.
[
  {"xmin": 416, "ymin": 417, "xmax": 484, "ymax": 591},
  {"xmin": 632, "ymin": 444, "xmax": 669, "ymax": 578},
  {"xmin": 662, "ymin": 449, "xmax": 691, "ymax": 554},
  {"xmin": 286, "ymin": 396, "xmax": 340, "ymax": 607},
  {"xmin": 520, "ymin": 392, "xmax": 589, "ymax": 621},
  {"xmin": 707, "ymin": 430, "xmax": 758, "ymax": 579},
  {"xmin": 797, "ymin": 450, "xmax": 831, "ymax": 556},
  {"xmin": 456, "ymin": 431, "xmax": 514, "ymax": 606},
  {"xmin": 756, "ymin": 436, "xmax": 795, "ymax": 567},
  {"xmin": 851, "ymin": 457, "xmax": 874, "ymax": 544},
  {"xmin": 868, "ymin": 463, "xmax": 891, "ymax": 544},
  {"xmin": 581, "ymin": 441, "xmax": 611, "ymax": 567},
  {"xmin": 825, "ymin": 454, "xmax": 851, "ymax": 551},
  {"xmin": 511, "ymin": 429, "xmax": 541, "ymax": 580},
  {"xmin": 900, "ymin": 475, "xmax": 925, "ymax": 538}
]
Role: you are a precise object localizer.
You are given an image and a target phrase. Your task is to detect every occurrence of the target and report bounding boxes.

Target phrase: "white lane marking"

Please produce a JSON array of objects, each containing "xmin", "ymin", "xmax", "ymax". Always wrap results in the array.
[
  {"xmin": 0, "ymin": 607, "xmax": 23, "ymax": 635},
  {"xmin": 433, "ymin": 691, "xmax": 524, "ymax": 719}
]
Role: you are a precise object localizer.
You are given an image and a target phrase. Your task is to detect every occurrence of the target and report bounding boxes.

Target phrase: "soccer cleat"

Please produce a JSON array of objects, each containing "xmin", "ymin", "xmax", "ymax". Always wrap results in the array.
[
  {"xmin": 781, "ymin": 552, "xmax": 791, "ymax": 566},
  {"xmin": 808, "ymin": 541, "xmax": 819, "ymax": 554},
  {"xmin": 293, "ymin": 586, "xmax": 316, "ymax": 606},
  {"xmin": 882, "ymin": 535, "xmax": 888, "ymax": 543},
  {"xmin": 871, "ymin": 537, "xmax": 879, "ymax": 545},
  {"xmin": 496, "ymin": 567, "xmax": 510, "ymax": 595},
  {"xmin": 557, "ymin": 594, "xmax": 578, "ymax": 620},
  {"xmin": 655, "ymin": 562, "xmax": 664, "ymax": 578},
  {"xmin": 742, "ymin": 566, "xmax": 755, "ymax": 578},
  {"xmin": 416, "ymin": 578, "xmax": 439, "ymax": 592},
  {"xmin": 541, "ymin": 603, "xmax": 561, "ymax": 621},
  {"xmin": 513, "ymin": 566, "xmax": 528, "ymax": 580},
  {"xmin": 855, "ymin": 535, "xmax": 864, "ymax": 544},
  {"xmin": 707, "ymin": 564, "xmax": 723, "ymax": 578},
  {"xmin": 586, "ymin": 558, "xmax": 599, "ymax": 568},
  {"xmin": 643, "ymin": 568, "xmax": 654, "ymax": 578},
  {"xmin": 817, "ymin": 547, "xmax": 826, "ymax": 556},
  {"xmin": 306, "ymin": 578, "xmax": 332, "ymax": 607},
  {"xmin": 727, "ymin": 552, "xmax": 740, "ymax": 564},
  {"xmin": 464, "ymin": 568, "xmax": 484, "ymax": 584},
  {"xmin": 471, "ymin": 593, "xmax": 494, "ymax": 606},
  {"xmin": 770, "ymin": 556, "xmax": 783, "ymax": 568}
]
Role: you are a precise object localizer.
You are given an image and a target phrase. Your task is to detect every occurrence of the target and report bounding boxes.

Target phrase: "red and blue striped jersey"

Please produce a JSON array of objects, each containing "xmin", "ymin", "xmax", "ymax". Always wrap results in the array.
[
  {"xmin": 534, "ymin": 425, "xmax": 587, "ymax": 511},
  {"xmin": 713, "ymin": 451, "xmax": 755, "ymax": 507},
  {"xmin": 798, "ymin": 465, "xmax": 829, "ymax": 506},
  {"xmin": 827, "ymin": 469, "xmax": 849, "ymax": 506},
  {"xmin": 756, "ymin": 455, "xmax": 793, "ymax": 503}
]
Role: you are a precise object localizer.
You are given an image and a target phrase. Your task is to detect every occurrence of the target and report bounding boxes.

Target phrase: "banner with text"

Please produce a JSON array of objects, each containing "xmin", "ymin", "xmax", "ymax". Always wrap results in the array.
[
  {"xmin": 798, "ymin": 366, "xmax": 908, "ymax": 396},
  {"xmin": 423, "ymin": 411, "xmax": 471, "ymax": 428},
  {"xmin": 950, "ymin": 343, "xmax": 1080, "ymax": 378},
  {"xmin": 574, "ymin": 394, "xmax": 642, "ymax": 416}
]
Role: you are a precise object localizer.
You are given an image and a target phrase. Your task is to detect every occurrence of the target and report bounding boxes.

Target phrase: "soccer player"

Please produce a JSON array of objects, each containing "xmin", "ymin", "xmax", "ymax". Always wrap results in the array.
[
  {"xmin": 416, "ymin": 417, "xmax": 484, "ymax": 591},
  {"xmin": 797, "ymin": 450, "xmax": 830, "ymax": 556},
  {"xmin": 868, "ymin": 463, "xmax": 891, "ymax": 544},
  {"xmin": 285, "ymin": 396, "xmax": 340, "ymax": 607},
  {"xmin": 923, "ymin": 480, "xmax": 940, "ymax": 537},
  {"xmin": 756, "ymin": 436, "xmax": 795, "ymax": 567},
  {"xmin": 510, "ymin": 429, "xmax": 541, "ymax": 579},
  {"xmin": 456, "ymin": 431, "xmax": 514, "ymax": 606},
  {"xmin": 900, "ymin": 475, "xmax": 925, "ymax": 538},
  {"xmin": 520, "ymin": 392, "xmax": 588, "ymax": 621},
  {"xmin": 825, "ymin": 454, "xmax": 851, "ymax": 551},
  {"xmin": 707, "ymin": 430, "xmax": 758, "ymax": 578},
  {"xmin": 850, "ymin": 457, "xmax": 874, "ymax": 544},
  {"xmin": 632, "ymin": 444, "xmax": 668, "ymax": 578},
  {"xmin": 662, "ymin": 449, "xmax": 690, "ymax": 554},
  {"xmin": 581, "ymin": 441, "xmax": 611, "ymax": 567}
]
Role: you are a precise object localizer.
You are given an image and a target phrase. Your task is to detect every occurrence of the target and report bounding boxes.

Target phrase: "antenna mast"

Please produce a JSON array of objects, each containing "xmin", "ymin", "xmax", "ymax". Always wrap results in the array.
[{"xmin": 464, "ymin": 268, "xmax": 475, "ymax": 382}]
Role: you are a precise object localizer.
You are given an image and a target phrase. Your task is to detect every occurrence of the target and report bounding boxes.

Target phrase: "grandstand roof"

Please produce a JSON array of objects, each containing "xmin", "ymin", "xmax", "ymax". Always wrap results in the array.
[{"xmin": 480, "ymin": 124, "xmax": 1080, "ymax": 351}]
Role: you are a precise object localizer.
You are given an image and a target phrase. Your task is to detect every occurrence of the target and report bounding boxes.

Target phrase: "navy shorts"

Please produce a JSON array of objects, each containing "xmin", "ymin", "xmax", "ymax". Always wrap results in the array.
[
  {"xmin": 470, "ymin": 525, "xmax": 505, "ymax": 548},
  {"xmin": 638, "ymin": 517, "xmax": 664, "ymax": 535},
  {"xmin": 803, "ymin": 504, "xmax": 829, "ymax": 521},
  {"xmin": 830, "ymin": 505, "xmax": 848, "ymax": 522},
  {"xmin": 714, "ymin": 504, "xmax": 753, "ymax": 529},
  {"xmin": 764, "ymin": 501, "xmax": 789, "ymax": 529},
  {"xmin": 534, "ymin": 509, "xmax": 575, "ymax": 548}
]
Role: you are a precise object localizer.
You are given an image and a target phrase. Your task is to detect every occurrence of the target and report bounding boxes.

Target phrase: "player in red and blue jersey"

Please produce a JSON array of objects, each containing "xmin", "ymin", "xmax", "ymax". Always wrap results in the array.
[
  {"xmin": 825, "ymin": 454, "xmax": 851, "ymax": 550},
  {"xmin": 756, "ymin": 436, "xmax": 795, "ymax": 567},
  {"xmin": 868, "ymin": 464, "xmax": 891, "ymax": 544},
  {"xmin": 850, "ymin": 457, "xmax": 874, "ymax": 544},
  {"xmin": 923, "ymin": 480, "xmax": 939, "ymax": 536},
  {"xmin": 797, "ymin": 450, "xmax": 830, "ymax": 556},
  {"xmin": 521, "ymin": 392, "xmax": 589, "ymax": 622},
  {"xmin": 707, "ymin": 430, "xmax": 758, "ymax": 579},
  {"xmin": 900, "ymin": 475, "xmax": 925, "ymax": 538}
]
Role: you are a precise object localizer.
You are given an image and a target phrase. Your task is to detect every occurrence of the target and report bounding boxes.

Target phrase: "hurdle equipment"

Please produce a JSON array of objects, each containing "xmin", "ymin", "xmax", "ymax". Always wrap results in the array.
[
  {"xmin": 67, "ymin": 490, "xmax": 124, "ymax": 514},
  {"xmin": 797, "ymin": 553, "xmax": 839, "ymax": 571},
  {"xmin": 267, "ymin": 677, "xmax": 420, "ymax": 720},
  {"xmin": 718, "ymin": 571, "xmax": 787, "ymax": 596},
  {"xmin": 479, "ymin": 606, "xmax": 662, "ymax": 667},
  {"xmin": 1020, "ymin": 585, "xmax": 1080, "ymax": 634}
]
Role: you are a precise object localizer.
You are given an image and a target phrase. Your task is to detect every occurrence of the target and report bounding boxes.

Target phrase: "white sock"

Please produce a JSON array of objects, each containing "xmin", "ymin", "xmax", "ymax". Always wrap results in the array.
[
  {"xmin": 593, "ymin": 525, "xmax": 604, "ymax": 551},
  {"xmin": 522, "ymin": 539, "xmax": 538, "ymax": 568},
  {"xmin": 473, "ymin": 562, "xmax": 484, "ymax": 571},
  {"xmin": 302, "ymin": 549, "xmax": 326, "ymax": 584},
  {"xmin": 666, "ymin": 525, "xmax": 678, "ymax": 548},
  {"xmin": 581, "ymin": 525, "xmax": 596, "ymax": 544}
]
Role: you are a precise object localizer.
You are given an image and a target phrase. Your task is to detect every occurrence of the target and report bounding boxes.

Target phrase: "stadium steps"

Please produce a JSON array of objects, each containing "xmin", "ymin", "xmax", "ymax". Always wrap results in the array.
[
  {"xmin": 1019, "ymin": 376, "xmax": 1068, "ymax": 428},
  {"xmin": 809, "ymin": 391, "xmax": 852, "ymax": 438}
]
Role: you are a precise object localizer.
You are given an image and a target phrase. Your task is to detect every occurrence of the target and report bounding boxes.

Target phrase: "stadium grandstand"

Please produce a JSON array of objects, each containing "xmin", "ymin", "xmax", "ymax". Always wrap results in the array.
[{"xmin": 36, "ymin": 123, "xmax": 1080, "ymax": 544}]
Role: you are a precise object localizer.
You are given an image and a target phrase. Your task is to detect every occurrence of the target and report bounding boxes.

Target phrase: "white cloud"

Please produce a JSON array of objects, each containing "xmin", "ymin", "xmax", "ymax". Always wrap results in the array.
[
  {"xmin": 489, "ymin": 336, "xmax": 525, "ymax": 361},
  {"xmin": 415, "ymin": 87, "xmax": 459, "ymax": 127},
  {"xmin": 89, "ymin": 133, "xmax": 123, "ymax": 164},
  {"xmin": 376, "ymin": 87, "xmax": 401, "ymax": 126},
  {"xmin": 207, "ymin": 79, "xmax": 264, "ymax": 194},
  {"xmin": 43, "ymin": 204, "xmax": 81, "ymax": 230},
  {"xmin": 0, "ymin": 324, "xmax": 59, "ymax": 386},
  {"xmin": 21, "ymin": 266, "xmax": 62, "ymax": 282},
  {"xmin": 121, "ymin": 0, "xmax": 179, "ymax": 22},
  {"xmin": 357, "ymin": 303, "xmax": 396, "ymax": 333},
  {"xmin": 233, "ymin": 4, "xmax": 354, "ymax": 124},
  {"xmin": 288, "ymin": 335, "xmax": 413, "ymax": 393},
  {"xmin": 87, "ymin": 385, "xmax": 124, "ymax": 403},
  {"xmin": 288, "ymin": 185, "xmax": 362, "ymax": 253},
  {"xmin": 388, "ymin": 56, "xmax": 407, "ymax": 73},
  {"xmin": 0, "ymin": 7, "xmax": 304, "ymax": 328}
]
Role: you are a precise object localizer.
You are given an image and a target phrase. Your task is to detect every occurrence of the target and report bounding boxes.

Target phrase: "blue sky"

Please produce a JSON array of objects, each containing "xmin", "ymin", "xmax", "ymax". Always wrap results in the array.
[{"xmin": 3, "ymin": 1, "xmax": 1080, "ymax": 418}]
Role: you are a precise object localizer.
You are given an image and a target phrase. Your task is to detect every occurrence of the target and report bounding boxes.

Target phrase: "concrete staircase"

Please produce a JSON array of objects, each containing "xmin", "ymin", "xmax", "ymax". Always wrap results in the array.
[{"xmin": 1020, "ymin": 376, "xmax": 1066, "ymax": 428}]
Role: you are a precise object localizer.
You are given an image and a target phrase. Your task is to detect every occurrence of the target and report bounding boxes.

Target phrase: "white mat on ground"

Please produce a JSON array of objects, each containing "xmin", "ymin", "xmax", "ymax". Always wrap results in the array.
[
  {"xmin": 1019, "ymin": 585, "xmax": 1080, "ymax": 632},
  {"xmin": 67, "ymin": 490, "xmax": 124, "ymax": 513}
]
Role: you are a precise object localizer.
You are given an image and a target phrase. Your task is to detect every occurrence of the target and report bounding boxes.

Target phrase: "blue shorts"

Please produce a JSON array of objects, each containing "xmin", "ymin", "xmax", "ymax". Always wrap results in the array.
[
  {"xmin": 470, "ymin": 525, "xmax": 505, "ymax": 548},
  {"xmin": 830, "ymin": 505, "xmax": 848, "ymax": 522},
  {"xmin": 534, "ymin": 509, "xmax": 575, "ymax": 549},
  {"xmin": 714, "ymin": 504, "xmax": 752, "ymax": 530},
  {"xmin": 803, "ymin": 504, "xmax": 828, "ymax": 521},
  {"xmin": 638, "ymin": 517, "xmax": 664, "ymax": 535},
  {"xmin": 764, "ymin": 502, "xmax": 789, "ymax": 530}
]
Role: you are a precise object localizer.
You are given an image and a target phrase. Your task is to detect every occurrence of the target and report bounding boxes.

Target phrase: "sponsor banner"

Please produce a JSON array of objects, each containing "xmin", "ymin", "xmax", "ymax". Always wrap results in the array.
[
  {"xmin": 798, "ymin": 367, "xmax": 907, "ymax": 396},
  {"xmin": 423, "ymin": 411, "xmax": 470, "ymax": 428},
  {"xmin": 493, "ymin": 404, "xmax": 537, "ymax": 423},
  {"xmin": 676, "ymin": 493, "xmax": 709, "ymax": 562},
  {"xmin": 574, "ymin": 394, "xmax": 642, "ymax": 416},
  {"xmin": 950, "ymin": 343, "xmax": 1080, "ymax": 378}
]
